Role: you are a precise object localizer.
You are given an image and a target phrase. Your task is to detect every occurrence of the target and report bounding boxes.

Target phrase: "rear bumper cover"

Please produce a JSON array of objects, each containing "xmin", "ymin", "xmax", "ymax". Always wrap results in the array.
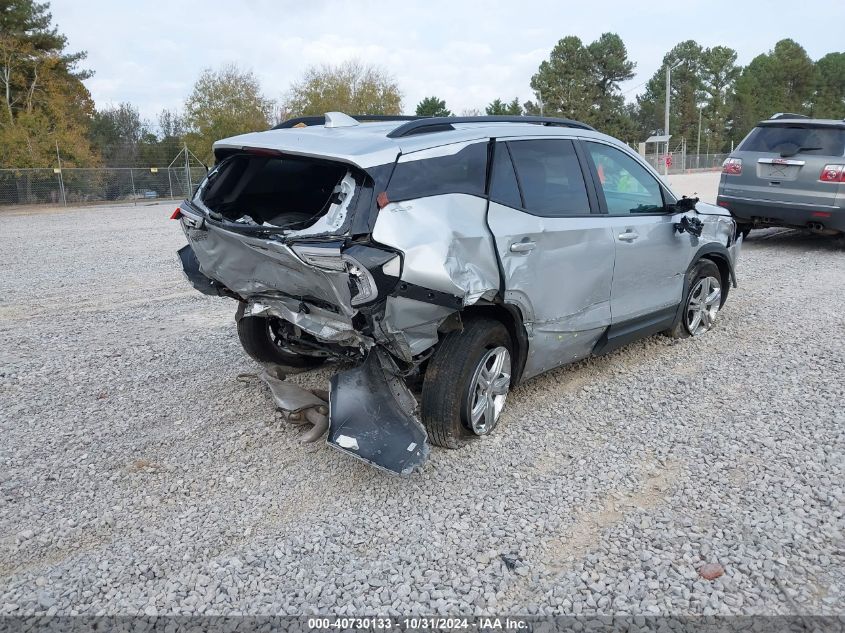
[
  {"xmin": 717, "ymin": 195, "xmax": 845, "ymax": 231},
  {"xmin": 327, "ymin": 348, "xmax": 429, "ymax": 475}
]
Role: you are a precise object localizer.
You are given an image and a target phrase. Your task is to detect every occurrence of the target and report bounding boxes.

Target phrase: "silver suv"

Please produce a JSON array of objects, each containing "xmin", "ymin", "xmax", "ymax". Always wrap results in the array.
[
  {"xmin": 718, "ymin": 115, "xmax": 845, "ymax": 236},
  {"xmin": 174, "ymin": 113, "xmax": 741, "ymax": 474}
]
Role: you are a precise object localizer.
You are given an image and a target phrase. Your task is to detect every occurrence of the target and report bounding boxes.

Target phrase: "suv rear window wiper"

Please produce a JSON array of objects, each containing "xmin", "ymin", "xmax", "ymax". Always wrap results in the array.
[{"xmin": 779, "ymin": 146, "xmax": 823, "ymax": 157}]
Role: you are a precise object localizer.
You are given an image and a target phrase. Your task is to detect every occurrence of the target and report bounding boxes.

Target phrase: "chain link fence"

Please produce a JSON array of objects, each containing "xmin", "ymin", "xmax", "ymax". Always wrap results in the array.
[
  {"xmin": 1, "ymin": 154, "xmax": 730, "ymax": 208},
  {"xmin": 642, "ymin": 153, "xmax": 729, "ymax": 175},
  {"xmin": 0, "ymin": 167, "xmax": 208, "ymax": 208}
]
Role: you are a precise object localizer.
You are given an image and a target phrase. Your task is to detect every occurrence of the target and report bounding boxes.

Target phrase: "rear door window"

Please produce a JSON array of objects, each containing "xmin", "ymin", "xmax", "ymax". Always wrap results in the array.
[
  {"xmin": 507, "ymin": 139, "xmax": 591, "ymax": 216},
  {"xmin": 739, "ymin": 125, "xmax": 845, "ymax": 157},
  {"xmin": 386, "ymin": 141, "xmax": 487, "ymax": 201},
  {"xmin": 488, "ymin": 143, "xmax": 522, "ymax": 208}
]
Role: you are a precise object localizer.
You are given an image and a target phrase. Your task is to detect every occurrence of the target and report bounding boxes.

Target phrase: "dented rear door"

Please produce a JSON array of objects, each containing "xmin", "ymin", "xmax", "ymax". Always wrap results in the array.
[{"xmin": 486, "ymin": 139, "xmax": 614, "ymax": 379}]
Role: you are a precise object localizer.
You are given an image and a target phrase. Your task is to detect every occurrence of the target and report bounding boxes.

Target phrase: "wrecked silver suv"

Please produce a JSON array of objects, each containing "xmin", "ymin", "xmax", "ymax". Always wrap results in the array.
[{"xmin": 174, "ymin": 113, "xmax": 742, "ymax": 474}]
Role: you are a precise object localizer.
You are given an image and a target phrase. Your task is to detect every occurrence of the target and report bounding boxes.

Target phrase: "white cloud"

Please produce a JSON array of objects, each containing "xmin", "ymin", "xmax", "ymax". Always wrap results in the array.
[{"xmin": 50, "ymin": 0, "xmax": 844, "ymax": 121}]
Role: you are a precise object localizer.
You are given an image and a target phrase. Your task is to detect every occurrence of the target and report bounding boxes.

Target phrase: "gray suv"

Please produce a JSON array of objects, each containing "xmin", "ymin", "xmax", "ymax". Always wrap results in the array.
[
  {"xmin": 174, "ymin": 113, "xmax": 741, "ymax": 474},
  {"xmin": 718, "ymin": 115, "xmax": 845, "ymax": 236}
]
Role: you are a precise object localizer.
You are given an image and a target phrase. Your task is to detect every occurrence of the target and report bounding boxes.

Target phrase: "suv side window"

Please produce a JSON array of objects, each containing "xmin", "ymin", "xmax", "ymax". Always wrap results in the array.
[
  {"xmin": 489, "ymin": 143, "xmax": 522, "ymax": 208},
  {"xmin": 507, "ymin": 139, "xmax": 591, "ymax": 217},
  {"xmin": 585, "ymin": 142, "xmax": 665, "ymax": 215},
  {"xmin": 386, "ymin": 141, "xmax": 487, "ymax": 201}
]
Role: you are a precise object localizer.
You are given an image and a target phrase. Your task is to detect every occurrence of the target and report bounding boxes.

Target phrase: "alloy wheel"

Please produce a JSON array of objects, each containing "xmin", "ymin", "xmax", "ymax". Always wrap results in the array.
[
  {"xmin": 685, "ymin": 276, "xmax": 722, "ymax": 336},
  {"xmin": 467, "ymin": 346, "xmax": 511, "ymax": 435}
]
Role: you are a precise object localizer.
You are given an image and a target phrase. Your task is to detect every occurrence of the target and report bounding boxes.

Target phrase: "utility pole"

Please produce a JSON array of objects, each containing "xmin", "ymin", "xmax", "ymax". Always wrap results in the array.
[
  {"xmin": 664, "ymin": 65, "xmax": 671, "ymax": 176},
  {"xmin": 55, "ymin": 141, "xmax": 67, "ymax": 206},
  {"xmin": 184, "ymin": 143, "xmax": 192, "ymax": 197},
  {"xmin": 697, "ymin": 107, "xmax": 703, "ymax": 170}
]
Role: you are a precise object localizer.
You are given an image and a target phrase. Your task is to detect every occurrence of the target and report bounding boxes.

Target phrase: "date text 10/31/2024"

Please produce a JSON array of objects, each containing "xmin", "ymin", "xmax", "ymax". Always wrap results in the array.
[{"xmin": 307, "ymin": 617, "xmax": 529, "ymax": 630}]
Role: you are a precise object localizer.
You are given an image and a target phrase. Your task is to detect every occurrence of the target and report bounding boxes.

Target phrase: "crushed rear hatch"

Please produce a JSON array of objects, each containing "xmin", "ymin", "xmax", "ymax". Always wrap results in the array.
[{"xmin": 175, "ymin": 149, "xmax": 435, "ymax": 474}]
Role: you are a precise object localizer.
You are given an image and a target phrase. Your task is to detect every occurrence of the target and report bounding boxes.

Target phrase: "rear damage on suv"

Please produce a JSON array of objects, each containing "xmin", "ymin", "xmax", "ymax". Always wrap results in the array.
[{"xmin": 175, "ymin": 140, "xmax": 501, "ymax": 474}]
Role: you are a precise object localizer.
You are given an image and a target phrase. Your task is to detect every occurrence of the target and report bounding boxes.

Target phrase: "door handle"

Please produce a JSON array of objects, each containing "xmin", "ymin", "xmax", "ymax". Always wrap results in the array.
[
  {"xmin": 617, "ymin": 230, "xmax": 638, "ymax": 242},
  {"xmin": 510, "ymin": 240, "xmax": 536, "ymax": 253}
]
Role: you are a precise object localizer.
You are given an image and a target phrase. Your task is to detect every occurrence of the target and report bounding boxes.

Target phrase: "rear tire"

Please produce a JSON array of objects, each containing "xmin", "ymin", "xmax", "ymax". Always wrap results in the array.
[
  {"xmin": 666, "ymin": 259, "xmax": 723, "ymax": 339},
  {"xmin": 737, "ymin": 223, "xmax": 752, "ymax": 240},
  {"xmin": 421, "ymin": 318, "xmax": 513, "ymax": 449},
  {"xmin": 236, "ymin": 316, "xmax": 324, "ymax": 368}
]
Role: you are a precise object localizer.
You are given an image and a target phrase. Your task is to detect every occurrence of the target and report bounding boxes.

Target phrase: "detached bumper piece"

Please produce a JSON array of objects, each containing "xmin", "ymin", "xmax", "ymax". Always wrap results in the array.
[
  {"xmin": 177, "ymin": 244, "xmax": 225, "ymax": 296},
  {"xmin": 328, "ymin": 348, "xmax": 430, "ymax": 475},
  {"xmin": 260, "ymin": 369, "xmax": 329, "ymax": 444}
]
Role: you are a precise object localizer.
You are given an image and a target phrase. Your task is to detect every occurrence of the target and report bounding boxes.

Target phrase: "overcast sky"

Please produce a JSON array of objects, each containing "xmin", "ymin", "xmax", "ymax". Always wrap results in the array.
[{"xmin": 50, "ymin": 0, "xmax": 843, "ymax": 125}]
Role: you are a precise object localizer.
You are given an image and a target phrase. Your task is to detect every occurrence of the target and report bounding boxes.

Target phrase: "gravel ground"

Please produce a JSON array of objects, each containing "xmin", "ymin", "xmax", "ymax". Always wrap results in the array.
[{"xmin": 1, "ymin": 188, "xmax": 843, "ymax": 616}]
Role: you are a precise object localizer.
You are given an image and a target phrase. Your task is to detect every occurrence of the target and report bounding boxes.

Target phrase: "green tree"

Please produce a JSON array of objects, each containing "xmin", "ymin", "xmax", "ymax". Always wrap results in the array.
[
  {"xmin": 731, "ymin": 39, "xmax": 816, "ymax": 144},
  {"xmin": 526, "ymin": 33, "xmax": 635, "ymax": 138},
  {"xmin": 183, "ymin": 64, "xmax": 273, "ymax": 164},
  {"xmin": 699, "ymin": 46, "xmax": 740, "ymax": 152},
  {"xmin": 812, "ymin": 52, "xmax": 845, "ymax": 119},
  {"xmin": 415, "ymin": 96, "xmax": 451, "ymax": 117},
  {"xmin": 88, "ymin": 102, "xmax": 146, "ymax": 167},
  {"xmin": 0, "ymin": 0, "xmax": 97, "ymax": 168},
  {"xmin": 284, "ymin": 60, "xmax": 402, "ymax": 117},
  {"xmin": 587, "ymin": 33, "xmax": 635, "ymax": 136},
  {"xmin": 528, "ymin": 36, "xmax": 595, "ymax": 122},
  {"xmin": 636, "ymin": 40, "xmax": 704, "ymax": 149},
  {"xmin": 486, "ymin": 98, "xmax": 522, "ymax": 115}
]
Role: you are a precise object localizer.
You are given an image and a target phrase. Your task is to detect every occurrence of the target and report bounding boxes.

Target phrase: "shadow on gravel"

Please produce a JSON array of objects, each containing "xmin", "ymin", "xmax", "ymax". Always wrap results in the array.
[{"xmin": 746, "ymin": 228, "xmax": 845, "ymax": 252}]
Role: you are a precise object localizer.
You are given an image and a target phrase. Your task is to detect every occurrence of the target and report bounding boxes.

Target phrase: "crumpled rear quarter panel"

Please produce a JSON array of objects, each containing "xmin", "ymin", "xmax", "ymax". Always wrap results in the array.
[{"xmin": 372, "ymin": 194, "xmax": 500, "ymax": 305}]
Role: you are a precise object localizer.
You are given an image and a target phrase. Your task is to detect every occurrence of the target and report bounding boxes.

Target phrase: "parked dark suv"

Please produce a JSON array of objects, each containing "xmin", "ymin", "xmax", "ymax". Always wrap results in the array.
[{"xmin": 718, "ymin": 115, "xmax": 845, "ymax": 236}]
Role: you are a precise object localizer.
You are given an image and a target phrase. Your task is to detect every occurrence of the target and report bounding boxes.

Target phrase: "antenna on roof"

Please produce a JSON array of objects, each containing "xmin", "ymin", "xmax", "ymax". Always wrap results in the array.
[
  {"xmin": 272, "ymin": 114, "xmax": 423, "ymax": 130},
  {"xmin": 324, "ymin": 112, "xmax": 360, "ymax": 128}
]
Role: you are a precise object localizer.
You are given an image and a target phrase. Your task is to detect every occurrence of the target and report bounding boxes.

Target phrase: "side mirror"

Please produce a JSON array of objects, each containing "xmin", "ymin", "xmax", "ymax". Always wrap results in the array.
[{"xmin": 675, "ymin": 195, "xmax": 699, "ymax": 212}]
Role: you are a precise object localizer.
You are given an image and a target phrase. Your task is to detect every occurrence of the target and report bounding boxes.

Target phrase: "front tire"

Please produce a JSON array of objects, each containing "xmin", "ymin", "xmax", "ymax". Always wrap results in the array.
[
  {"xmin": 667, "ymin": 259, "xmax": 723, "ymax": 339},
  {"xmin": 421, "ymin": 318, "xmax": 513, "ymax": 449},
  {"xmin": 236, "ymin": 316, "xmax": 324, "ymax": 368}
]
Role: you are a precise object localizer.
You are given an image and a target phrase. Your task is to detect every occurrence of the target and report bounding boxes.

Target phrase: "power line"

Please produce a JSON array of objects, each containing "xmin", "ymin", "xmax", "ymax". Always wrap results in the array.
[{"xmin": 621, "ymin": 78, "xmax": 650, "ymax": 96}]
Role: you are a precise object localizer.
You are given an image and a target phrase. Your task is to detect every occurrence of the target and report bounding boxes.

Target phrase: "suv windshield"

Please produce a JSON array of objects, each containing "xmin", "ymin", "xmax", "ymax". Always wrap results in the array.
[{"xmin": 739, "ymin": 124, "xmax": 845, "ymax": 157}]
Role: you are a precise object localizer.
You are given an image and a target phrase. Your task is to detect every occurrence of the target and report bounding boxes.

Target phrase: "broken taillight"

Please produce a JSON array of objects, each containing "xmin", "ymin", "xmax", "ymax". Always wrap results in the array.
[
  {"xmin": 819, "ymin": 164, "xmax": 845, "ymax": 182},
  {"xmin": 170, "ymin": 207, "xmax": 182, "ymax": 220},
  {"xmin": 721, "ymin": 157, "xmax": 742, "ymax": 175}
]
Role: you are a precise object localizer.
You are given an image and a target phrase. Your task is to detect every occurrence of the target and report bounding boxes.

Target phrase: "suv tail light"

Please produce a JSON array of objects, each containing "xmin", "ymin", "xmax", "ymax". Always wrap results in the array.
[
  {"xmin": 819, "ymin": 164, "xmax": 845, "ymax": 182},
  {"xmin": 722, "ymin": 157, "xmax": 742, "ymax": 175},
  {"xmin": 291, "ymin": 243, "xmax": 400, "ymax": 307}
]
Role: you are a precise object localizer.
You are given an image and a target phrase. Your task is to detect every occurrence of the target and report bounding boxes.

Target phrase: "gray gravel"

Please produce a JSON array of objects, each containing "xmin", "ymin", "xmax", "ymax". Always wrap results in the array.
[{"xmin": 0, "ymin": 200, "xmax": 843, "ymax": 616}]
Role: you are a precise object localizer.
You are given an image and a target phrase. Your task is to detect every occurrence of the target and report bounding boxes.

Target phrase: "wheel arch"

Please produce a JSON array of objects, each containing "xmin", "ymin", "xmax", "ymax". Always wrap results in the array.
[
  {"xmin": 694, "ymin": 241, "xmax": 735, "ymax": 308},
  {"xmin": 670, "ymin": 245, "xmax": 735, "ymax": 331},
  {"xmin": 455, "ymin": 302, "xmax": 529, "ymax": 386},
  {"xmin": 700, "ymin": 253, "xmax": 731, "ymax": 307}
]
